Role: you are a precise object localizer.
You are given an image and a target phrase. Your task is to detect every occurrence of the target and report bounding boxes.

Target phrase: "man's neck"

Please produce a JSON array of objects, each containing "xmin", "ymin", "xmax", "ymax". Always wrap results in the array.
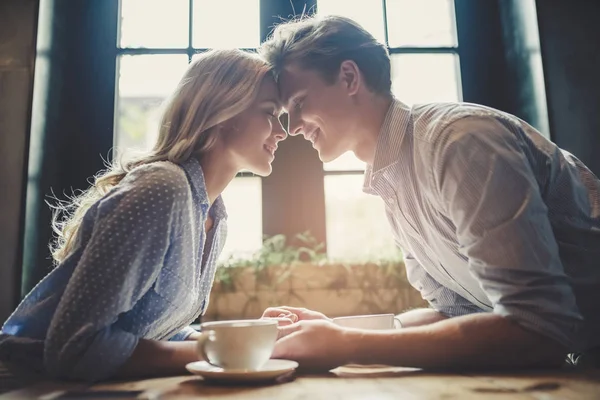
[{"xmin": 352, "ymin": 94, "xmax": 393, "ymax": 165}]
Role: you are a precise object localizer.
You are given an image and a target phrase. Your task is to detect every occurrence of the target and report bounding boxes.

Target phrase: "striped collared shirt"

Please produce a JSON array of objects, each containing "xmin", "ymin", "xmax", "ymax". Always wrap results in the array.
[{"xmin": 364, "ymin": 99, "xmax": 600, "ymax": 352}]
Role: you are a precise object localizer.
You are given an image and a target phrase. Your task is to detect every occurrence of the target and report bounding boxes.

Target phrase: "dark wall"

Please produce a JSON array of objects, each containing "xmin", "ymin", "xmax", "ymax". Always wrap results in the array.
[
  {"xmin": 498, "ymin": 0, "xmax": 549, "ymax": 136},
  {"xmin": 22, "ymin": 0, "xmax": 118, "ymax": 293},
  {"xmin": 455, "ymin": 0, "xmax": 549, "ymax": 135},
  {"xmin": 0, "ymin": 0, "xmax": 38, "ymax": 323},
  {"xmin": 259, "ymin": 0, "xmax": 327, "ymax": 246},
  {"xmin": 536, "ymin": 0, "xmax": 600, "ymax": 176}
]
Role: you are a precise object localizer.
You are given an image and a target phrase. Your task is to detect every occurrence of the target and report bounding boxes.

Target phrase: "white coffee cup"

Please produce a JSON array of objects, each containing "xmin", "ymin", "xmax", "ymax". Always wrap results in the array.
[
  {"xmin": 332, "ymin": 313, "xmax": 398, "ymax": 330},
  {"xmin": 196, "ymin": 319, "xmax": 278, "ymax": 371}
]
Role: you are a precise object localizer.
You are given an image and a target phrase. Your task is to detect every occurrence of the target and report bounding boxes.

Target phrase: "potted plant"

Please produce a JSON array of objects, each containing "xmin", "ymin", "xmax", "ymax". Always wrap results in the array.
[{"xmin": 203, "ymin": 233, "xmax": 426, "ymax": 321}]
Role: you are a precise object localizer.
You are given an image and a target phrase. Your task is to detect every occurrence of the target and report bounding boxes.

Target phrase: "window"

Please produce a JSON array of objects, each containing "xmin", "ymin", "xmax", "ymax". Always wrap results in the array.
[
  {"xmin": 115, "ymin": 0, "xmax": 463, "ymax": 262},
  {"xmin": 318, "ymin": 0, "xmax": 461, "ymax": 260},
  {"xmin": 115, "ymin": 0, "xmax": 262, "ymax": 258}
]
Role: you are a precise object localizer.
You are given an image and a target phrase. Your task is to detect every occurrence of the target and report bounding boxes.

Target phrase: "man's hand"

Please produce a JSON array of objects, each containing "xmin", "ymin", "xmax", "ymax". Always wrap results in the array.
[
  {"xmin": 262, "ymin": 306, "xmax": 331, "ymax": 324},
  {"xmin": 272, "ymin": 320, "xmax": 356, "ymax": 370}
]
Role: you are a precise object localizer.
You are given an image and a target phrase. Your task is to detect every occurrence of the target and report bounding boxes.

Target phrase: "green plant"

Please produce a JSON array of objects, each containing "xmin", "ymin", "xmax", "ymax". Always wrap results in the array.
[
  {"xmin": 215, "ymin": 232, "xmax": 327, "ymax": 291},
  {"xmin": 206, "ymin": 233, "xmax": 424, "ymax": 321}
]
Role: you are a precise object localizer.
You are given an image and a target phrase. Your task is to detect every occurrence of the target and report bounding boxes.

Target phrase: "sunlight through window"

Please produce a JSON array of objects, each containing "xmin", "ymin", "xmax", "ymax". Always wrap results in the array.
[
  {"xmin": 319, "ymin": 0, "xmax": 460, "ymax": 261},
  {"xmin": 115, "ymin": 1, "xmax": 263, "ymax": 261}
]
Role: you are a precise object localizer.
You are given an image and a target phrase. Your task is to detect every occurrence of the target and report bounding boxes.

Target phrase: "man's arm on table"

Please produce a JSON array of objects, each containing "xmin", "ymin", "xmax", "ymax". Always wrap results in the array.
[
  {"xmin": 395, "ymin": 308, "xmax": 447, "ymax": 328},
  {"xmin": 274, "ymin": 312, "xmax": 567, "ymax": 370},
  {"xmin": 358, "ymin": 313, "xmax": 566, "ymax": 368}
]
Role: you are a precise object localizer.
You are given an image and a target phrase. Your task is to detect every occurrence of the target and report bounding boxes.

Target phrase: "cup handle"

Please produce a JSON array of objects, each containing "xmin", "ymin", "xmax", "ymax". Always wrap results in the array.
[
  {"xmin": 196, "ymin": 330, "xmax": 217, "ymax": 366},
  {"xmin": 393, "ymin": 317, "xmax": 403, "ymax": 329}
]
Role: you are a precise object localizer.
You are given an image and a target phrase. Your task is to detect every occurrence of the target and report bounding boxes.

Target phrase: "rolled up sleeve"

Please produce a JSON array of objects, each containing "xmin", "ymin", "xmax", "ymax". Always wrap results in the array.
[
  {"xmin": 433, "ymin": 116, "xmax": 584, "ymax": 350},
  {"xmin": 44, "ymin": 165, "xmax": 189, "ymax": 381},
  {"xmin": 404, "ymin": 252, "xmax": 485, "ymax": 317}
]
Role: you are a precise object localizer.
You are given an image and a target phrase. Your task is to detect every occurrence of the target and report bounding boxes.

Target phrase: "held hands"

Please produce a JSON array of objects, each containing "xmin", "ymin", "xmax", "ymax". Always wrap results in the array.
[
  {"xmin": 260, "ymin": 306, "xmax": 354, "ymax": 370},
  {"xmin": 261, "ymin": 306, "xmax": 332, "ymax": 327},
  {"xmin": 271, "ymin": 319, "xmax": 357, "ymax": 371}
]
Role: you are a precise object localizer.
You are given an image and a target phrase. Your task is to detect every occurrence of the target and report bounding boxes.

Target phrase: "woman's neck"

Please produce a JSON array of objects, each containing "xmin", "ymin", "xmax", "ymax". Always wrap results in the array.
[{"xmin": 197, "ymin": 151, "xmax": 238, "ymax": 205}]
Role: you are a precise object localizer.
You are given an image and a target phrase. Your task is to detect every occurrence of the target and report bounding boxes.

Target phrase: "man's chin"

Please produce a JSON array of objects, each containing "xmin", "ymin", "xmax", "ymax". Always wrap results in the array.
[{"xmin": 318, "ymin": 151, "xmax": 342, "ymax": 164}]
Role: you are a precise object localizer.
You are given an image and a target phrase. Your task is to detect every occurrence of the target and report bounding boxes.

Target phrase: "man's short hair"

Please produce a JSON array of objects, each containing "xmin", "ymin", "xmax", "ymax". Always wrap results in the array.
[{"xmin": 259, "ymin": 15, "xmax": 392, "ymax": 96}]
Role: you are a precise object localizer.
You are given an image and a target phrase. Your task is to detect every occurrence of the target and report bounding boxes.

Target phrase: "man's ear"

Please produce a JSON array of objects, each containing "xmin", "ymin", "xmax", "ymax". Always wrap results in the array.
[{"xmin": 338, "ymin": 60, "xmax": 361, "ymax": 96}]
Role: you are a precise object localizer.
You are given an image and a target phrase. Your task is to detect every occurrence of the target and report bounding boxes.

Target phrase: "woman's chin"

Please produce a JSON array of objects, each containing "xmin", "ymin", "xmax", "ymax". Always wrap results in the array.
[{"xmin": 247, "ymin": 163, "xmax": 272, "ymax": 177}]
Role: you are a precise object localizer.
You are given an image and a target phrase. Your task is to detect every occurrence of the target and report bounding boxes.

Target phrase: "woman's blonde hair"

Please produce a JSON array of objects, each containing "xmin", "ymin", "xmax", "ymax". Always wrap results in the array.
[{"xmin": 50, "ymin": 49, "xmax": 271, "ymax": 263}]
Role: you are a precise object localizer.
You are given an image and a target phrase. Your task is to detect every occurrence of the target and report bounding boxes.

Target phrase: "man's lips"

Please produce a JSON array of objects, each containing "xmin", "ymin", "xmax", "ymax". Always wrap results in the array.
[
  {"xmin": 264, "ymin": 143, "xmax": 277, "ymax": 156},
  {"xmin": 304, "ymin": 129, "xmax": 319, "ymax": 144}
]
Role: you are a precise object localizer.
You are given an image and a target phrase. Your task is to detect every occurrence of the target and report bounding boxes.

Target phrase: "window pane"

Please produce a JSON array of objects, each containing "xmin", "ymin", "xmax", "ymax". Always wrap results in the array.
[
  {"xmin": 386, "ymin": 0, "xmax": 457, "ymax": 47},
  {"xmin": 391, "ymin": 54, "xmax": 461, "ymax": 105},
  {"xmin": 220, "ymin": 177, "xmax": 263, "ymax": 259},
  {"xmin": 325, "ymin": 175, "xmax": 397, "ymax": 260},
  {"xmin": 192, "ymin": 0, "xmax": 260, "ymax": 48},
  {"xmin": 115, "ymin": 55, "xmax": 189, "ymax": 158},
  {"xmin": 318, "ymin": 0, "xmax": 386, "ymax": 44},
  {"xmin": 323, "ymin": 151, "xmax": 365, "ymax": 172},
  {"xmin": 119, "ymin": 0, "xmax": 189, "ymax": 48}
]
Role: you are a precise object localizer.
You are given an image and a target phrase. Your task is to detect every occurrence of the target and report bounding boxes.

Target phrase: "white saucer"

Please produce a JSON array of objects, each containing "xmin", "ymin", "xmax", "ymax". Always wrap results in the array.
[{"xmin": 186, "ymin": 359, "xmax": 299, "ymax": 383}]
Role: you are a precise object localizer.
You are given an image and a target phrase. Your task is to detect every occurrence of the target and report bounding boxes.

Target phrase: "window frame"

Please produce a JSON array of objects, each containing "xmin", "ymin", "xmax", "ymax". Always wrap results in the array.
[{"xmin": 112, "ymin": 0, "xmax": 511, "ymax": 256}]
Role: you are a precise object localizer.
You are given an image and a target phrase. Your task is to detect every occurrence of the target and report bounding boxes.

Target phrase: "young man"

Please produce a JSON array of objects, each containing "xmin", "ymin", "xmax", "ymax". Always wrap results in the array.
[{"xmin": 259, "ymin": 15, "xmax": 600, "ymax": 370}]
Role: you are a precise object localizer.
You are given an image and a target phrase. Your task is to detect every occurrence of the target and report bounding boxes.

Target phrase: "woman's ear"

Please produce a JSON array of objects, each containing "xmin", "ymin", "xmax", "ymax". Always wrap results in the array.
[{"xmin": 219, "ymin": 117, "xmax": 239, "ymax": 135}]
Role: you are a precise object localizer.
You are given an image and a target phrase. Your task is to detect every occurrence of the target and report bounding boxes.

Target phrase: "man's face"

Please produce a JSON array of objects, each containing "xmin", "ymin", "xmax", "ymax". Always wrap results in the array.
[{"xmin": 279, "ymin": 64, "xmax": 356, "ymax": 163}]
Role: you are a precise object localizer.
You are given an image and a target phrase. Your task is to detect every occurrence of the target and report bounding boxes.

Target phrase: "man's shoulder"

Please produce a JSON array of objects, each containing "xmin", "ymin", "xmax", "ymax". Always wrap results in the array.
[{"xmin": 410, "ymin": 102, "xmax": 519, "ymax": 144}]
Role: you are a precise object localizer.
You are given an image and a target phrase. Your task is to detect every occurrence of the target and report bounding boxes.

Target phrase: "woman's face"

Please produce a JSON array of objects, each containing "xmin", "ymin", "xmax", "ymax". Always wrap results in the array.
[{"xmin": 222, "ymin": 76, "xmax": 287, "ymax": 176}]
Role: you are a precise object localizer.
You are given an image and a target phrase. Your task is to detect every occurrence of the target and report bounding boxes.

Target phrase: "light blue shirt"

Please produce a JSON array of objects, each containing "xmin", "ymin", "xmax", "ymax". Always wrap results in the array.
[
  {"xmin": 364, "ymin": 99, "xmax": 600, "ymax": 352},
  {"xmin": 0, "ymin": 158, "xmax": 227, "ymax": 382}
]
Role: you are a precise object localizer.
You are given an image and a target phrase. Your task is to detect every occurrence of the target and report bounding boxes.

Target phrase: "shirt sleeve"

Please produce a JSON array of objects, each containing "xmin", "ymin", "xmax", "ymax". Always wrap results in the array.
[
  {"xmin": 44, "ymin": 164, "xmax": 191, "ymax": 382},
  {"xmin": 169, "ymin": 326, "xmax": 197, "ymax": 341},
  {"xmin": 432, "ymin": 115, "xmax": 584, "ymax": 350},
  {"xmin": 404, "ymin": 252, "xmax": 485, "ymax": 317}
]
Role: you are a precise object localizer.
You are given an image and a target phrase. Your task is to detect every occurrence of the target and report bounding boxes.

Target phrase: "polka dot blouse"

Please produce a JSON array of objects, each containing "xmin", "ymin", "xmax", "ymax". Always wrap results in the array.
[{"xmin": 0, "ymin": 158, "xmax": 227, "ymax": 382}]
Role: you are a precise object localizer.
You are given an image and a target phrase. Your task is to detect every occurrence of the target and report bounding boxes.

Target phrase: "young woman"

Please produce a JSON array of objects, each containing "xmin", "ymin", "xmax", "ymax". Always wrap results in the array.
[{"xmin": 0, "ymin": 49, "xmax": 286, "ymax": 387}]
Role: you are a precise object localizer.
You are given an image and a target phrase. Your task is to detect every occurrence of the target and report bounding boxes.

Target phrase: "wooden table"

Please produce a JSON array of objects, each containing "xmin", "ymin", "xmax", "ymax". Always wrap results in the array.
[{"xmin": 3, "ymin": 367, "xmax": 600, "ymax": 399}]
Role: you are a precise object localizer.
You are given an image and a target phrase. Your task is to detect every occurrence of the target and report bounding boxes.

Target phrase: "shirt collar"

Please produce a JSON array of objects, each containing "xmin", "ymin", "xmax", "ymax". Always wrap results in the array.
[
  {"xmin": 363, "ymin": 98, "xmax": 412, "ymax": 193},
  {"xmin": 181, "ymin": 157, "xmax": 227, "ymax": 220}
]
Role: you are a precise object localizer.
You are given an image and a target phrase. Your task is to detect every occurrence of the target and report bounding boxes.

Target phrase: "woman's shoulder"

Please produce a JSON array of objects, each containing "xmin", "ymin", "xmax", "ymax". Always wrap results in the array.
[
  {"xmin": 125, "ymin": 161, "xmax": 189, "ymax": 188},
  {"xmin": 109, "ymin": 161, "xmax": 192, "ymax": 205}
]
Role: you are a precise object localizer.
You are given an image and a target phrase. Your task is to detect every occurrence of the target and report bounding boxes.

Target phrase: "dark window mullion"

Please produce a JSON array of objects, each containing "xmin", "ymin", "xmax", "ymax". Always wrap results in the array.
[
  {"xmin": 116, "ymin": 48, "xmax": 189, "ymax": 55},
  {"xmin": 388, "ymin": 47, "xmax": 458, "ymax": 54},
  {"xmin": 259, "ymin": 0, "xmax": 324, "ymax": 247},
  {"xmin": 236, "ymin": 172, "xmax": 260, "ymax": 178},
  {"xmin": 323, "ymin": 170, "xmax": 365, "ymax": 176},
  {"xmin": 116, "ymin": 48, "xmax": 260, "ymax": 55},
  {"xmin": 188, "ymin": 0, "xmax": 194, "ymax": 61},
  {"xmin": 382, "ymin": 0, "xmax": 389, "ymax": 47},
  {"xmin": 192, "ymin": 48, "xmax": 258, "ymax": 54}
]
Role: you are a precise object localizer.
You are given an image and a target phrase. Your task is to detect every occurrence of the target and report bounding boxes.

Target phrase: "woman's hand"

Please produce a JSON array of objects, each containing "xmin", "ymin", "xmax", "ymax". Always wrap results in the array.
[{"xmin": 262, "ymin": 306, "xmax": 331, "ymax": 324}]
